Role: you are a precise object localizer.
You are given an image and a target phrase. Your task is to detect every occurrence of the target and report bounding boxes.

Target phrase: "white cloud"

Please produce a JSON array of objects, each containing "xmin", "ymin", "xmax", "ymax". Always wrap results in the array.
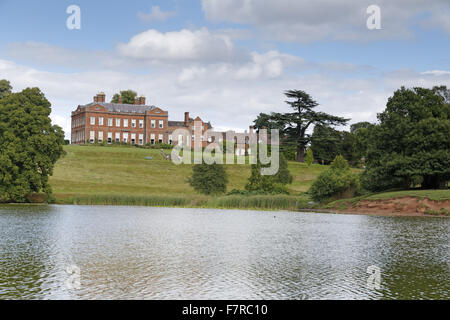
[
  {"xmin": 117, "ymin": 28, "xmax": 241, "ymax": 63},
  {"xmin": 421, "ymin": 70, "xmax": 450, "ymax": 76},
  {"xmin": 202, "ymin": 0, "xmax": 450, "ymax": 42},
  {"xmin": 137, "ymin": 6, "xmax": 176, "ymax": 22},
  {"xmin": 2, "ymin": 55, "xmax": 448, "ymax": 140},
  {"xmin": 3, "ymin": 42, "xmax": 140, "ymax": 71}
]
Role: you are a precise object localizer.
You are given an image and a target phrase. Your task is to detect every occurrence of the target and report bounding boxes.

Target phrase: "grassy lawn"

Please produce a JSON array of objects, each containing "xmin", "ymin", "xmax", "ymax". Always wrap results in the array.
[
  {"xmin": 49, "ymin": 145, "xmax": 448, "ymax": 212},
  {"xmin": 50, "ymin": 145, "xmax": 329, "ymax": 201},
  {"xmin": 366, "ymin": 189, "xmax": 450, "ymax": 201}
]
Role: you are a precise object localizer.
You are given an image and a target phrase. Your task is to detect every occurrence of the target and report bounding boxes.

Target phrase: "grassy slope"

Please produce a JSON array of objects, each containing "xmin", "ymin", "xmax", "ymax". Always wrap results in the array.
[
  {"xmin": 366, "ymin": 189, "xmax": 450, "ymax": 201},
  {"xmin": 49, "ymin": 145, "xmax": 449, "ymax": 212},
  {"xmin": 50, "ymin": 145, "xmax": 327, "ymax": 200}
]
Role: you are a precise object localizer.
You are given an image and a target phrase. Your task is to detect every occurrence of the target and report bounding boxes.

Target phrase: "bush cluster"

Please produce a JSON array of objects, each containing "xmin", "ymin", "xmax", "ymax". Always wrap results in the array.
[{"xmin": 309, "ymin": 155, "xmax": 360, "ymax": 202}]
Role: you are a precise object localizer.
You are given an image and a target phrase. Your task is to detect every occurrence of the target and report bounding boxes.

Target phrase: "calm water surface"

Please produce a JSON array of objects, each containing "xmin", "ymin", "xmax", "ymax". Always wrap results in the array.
[{"xmin": 0, "ymin": 205, "xmax": 448, "ymax": 300}]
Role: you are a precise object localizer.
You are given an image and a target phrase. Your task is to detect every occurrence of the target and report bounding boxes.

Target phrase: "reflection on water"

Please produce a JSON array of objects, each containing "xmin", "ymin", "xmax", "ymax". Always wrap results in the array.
[{"xmin": 0, "ymin": 205, "xmax": 448, "ymax": 300}]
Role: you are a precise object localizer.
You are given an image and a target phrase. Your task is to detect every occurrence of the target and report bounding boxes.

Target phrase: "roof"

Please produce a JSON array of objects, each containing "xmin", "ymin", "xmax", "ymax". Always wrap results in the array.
[
  {"xmin": 80, "ymin": 102, "xmax": 156, "ymax": 114},
  {"xmin": 168, "ymin": 121, "xmax": 186, "ymax": 127}
]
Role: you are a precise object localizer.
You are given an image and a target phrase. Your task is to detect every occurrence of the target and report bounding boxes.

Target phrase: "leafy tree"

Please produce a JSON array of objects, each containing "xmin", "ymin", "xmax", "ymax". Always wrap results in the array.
[
  {"xmin": 0, "ymin": 87, "xmax": 66, "ymax": 202},
  {"xmin": 310, "ymin": 123, "xmax": 372, "ymax": 166},
  {"xmin": 254, "ymin": 90, "xmax": 349, "ymax": 162},
  {"xmin": 274, "ymin": 153, "xmax": 293, "ymax": 184},
  {"xmin": 0, "ymin": 79, "xmax": 12, "ymax": 99},
  {"xmin": 310, "ymin": 124, "xmax": 342, "ymax": 164},
  {"xmin": 245, "ymin": 153, "xmax": 290, "ymax": 194},
  {"xmin": 362, "ymin": 86, "xmax": 450, "ymax": 191},
  {"xmin": 253, "ymin": 112, "xmax": 285, "ymax": 133},
  {"xmin": 350, "ymin": 122, "xmax": 373, "ymax": 134},
  {"xmin": 245, "ymin": 162, "xmax": 276, "ymax": 193},
  {"xmin": 111, "ymin": 90, "xmax": 138, "ymax": 104},
  {"xmin": 189, "ymin": 163, "xmax": 228, "ymax": 195},
  {"xmin": 309, "ymin": 155, "xmax": 360, "ymax": 202},
  {"xmin": 433, "ymin": 85, "xmax": 450, "ymax": 103},
  {"xmin": 351, "ymin": 122, "xmax": 374, "ymax": 164},
  {"xmin": 305, "ymin": 148, "xmax": 314, "ymax": 167}
]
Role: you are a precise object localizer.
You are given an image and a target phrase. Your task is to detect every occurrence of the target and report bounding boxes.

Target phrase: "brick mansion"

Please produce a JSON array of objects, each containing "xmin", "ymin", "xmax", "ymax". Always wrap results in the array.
[{"xmin": 71, "ymin": 92, "xmax": 214, "ymax": 146}]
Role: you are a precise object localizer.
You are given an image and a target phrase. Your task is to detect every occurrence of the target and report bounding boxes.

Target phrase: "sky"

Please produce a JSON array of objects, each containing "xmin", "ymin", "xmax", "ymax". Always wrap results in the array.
[{"xmin": 1, "ymin": 0, "xmax": 450, "ymax": 138}]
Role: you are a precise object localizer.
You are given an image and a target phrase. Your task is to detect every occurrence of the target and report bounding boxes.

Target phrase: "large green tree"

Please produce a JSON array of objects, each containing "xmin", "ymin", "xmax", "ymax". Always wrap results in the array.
[
  {"xmin": 310, "ymin": 125, "xmax": 342, "ymax": 164},
  {"xmin": 189, "ymin": 163, "xmax": 228, "ymax": 195},
  {"xmin": 309, "ymin": 155, "xmax": 360, "ymax": 202},
  {"xmin": 0, "ymin": 87, "xmax": 65, "ymax": 202},
  {"xmin": 0, "ymin": 79, "xmax": 12, "ymax": 99},
  {"xmin": 351, "ymin": 122, "xmax": 374, "ymax": 164},
  {"xmin": 111, "ymin": 90, "xmax": 138, "ymax": 104},
  {"xmin": 362, "ymin": 86, "xmax": 450, "ymax": 191},
  {"xmin": 254, "ymin": 90, "xmax": 349, "ymax": 162}
]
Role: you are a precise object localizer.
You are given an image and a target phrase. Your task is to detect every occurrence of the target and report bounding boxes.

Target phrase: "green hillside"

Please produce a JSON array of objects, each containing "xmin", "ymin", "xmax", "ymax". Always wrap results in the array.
[
  {"xmin": 47, "ymin": 145, "xmax": 449, "ymax": 214},
  {"xmin": 50, "ymin": 145, "xmax": 327, "ymax": 201}
]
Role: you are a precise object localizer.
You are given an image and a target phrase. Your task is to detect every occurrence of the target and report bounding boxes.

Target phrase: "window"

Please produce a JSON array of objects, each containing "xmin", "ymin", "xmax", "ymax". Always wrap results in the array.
[
  {"xmin": 131, "ymin": 133, "xmax": 136, "ymax": 145},
  {"xmin": 107, "ymin": 132, "xmax": 112, "ymax": 144},
  {"xmin": 90, "ymin": 117, "xmax": 95, "ymax": 125},
  {"xmin": 123, "ymin": 133, "xmax": 128, "ymax": 143},
  {"xmin": 139, "ymin": 134, "xmax": 144, "ymax": 145},
  {"xmin": 123, "ymin": 119, "xmax": 128, "ymax": 127},
  {"xmin": 150, "ymin": 134, "xmax": 155, "ymax": 145},
  {"xmin": 158, "ymin": 134, "xmax": 163, "ymax": 144},
  {"xmin": 98, "ymin": 131, "xmax": 103, "ymax": 142},
  {"xmin": 151, "ymin": 120, "xmax": 156, "ymax": 128},
  {"xmin": 108, "ymin": 118, "xmax": 113, "ymax": 126},
  {"xmin": 115, "ymin": 132, "xmax": 120, "ymax": 143},
  {"xmin": 159, "ymin": 120, "xmax": 164, "ymax": 129},
  {"xmin": 99, "ymin": 117, "xmax": 104, "ymax": 126},
  {"xmin": 131, "ymin": 119, "xmax": 136, "ymax": 128},
  {"xmin": 139, "ymin": 119, "xmax": 144, "ymax": 128},
  {"xmin": 116, "ymin": 118, "xmax": 121, "ymax": 127},
  {"xmin": 89, "ymin": 131, "xmax": 95, "ymax": 143},
  {"xmin": 169, "ymin": 135, "xmax": 173, "ymax": 145}
]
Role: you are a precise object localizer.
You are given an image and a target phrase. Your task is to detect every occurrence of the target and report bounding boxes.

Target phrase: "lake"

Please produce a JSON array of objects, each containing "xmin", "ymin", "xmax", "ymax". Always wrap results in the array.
[{"xmin": 0, "ymin": 205, "xmax": 448, "ymax": 300}]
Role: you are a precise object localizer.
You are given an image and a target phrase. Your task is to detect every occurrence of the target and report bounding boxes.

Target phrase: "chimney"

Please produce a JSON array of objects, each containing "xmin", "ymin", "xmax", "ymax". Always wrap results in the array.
[
  {"xmin": 134, "ymin": 97, "xmax": 140, "ymax": 105},
  {"xmin": 118, "ymin": 96, "xmax": 123, "ymax": 104},
  {"xmin": 184, "ymin": 112, "xmax": 190, "ymax": 126},
  {"xmin": 97, "ymin": 92, "xmax": 106, "ymax": 103},
  {"xmin": 139, "ymin": 96, "xmax": 146, "ymax": 105},
  {"xmin": 249, "ymin": 125, "xmax": 255, "ymax": 133}
]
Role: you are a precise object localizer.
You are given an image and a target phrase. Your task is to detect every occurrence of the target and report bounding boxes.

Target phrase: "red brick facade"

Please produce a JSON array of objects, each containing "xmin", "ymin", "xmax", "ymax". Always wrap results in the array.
[
  {"xmin": 71, "ymin": 93, "xmax": 211, "ymax": 146},
  {"xmin": 71, "ymin": 93, "xmax": 169, "ymax": 145}
]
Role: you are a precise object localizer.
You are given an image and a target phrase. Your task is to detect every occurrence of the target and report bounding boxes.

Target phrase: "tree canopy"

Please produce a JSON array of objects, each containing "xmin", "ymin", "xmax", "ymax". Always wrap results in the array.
[
  {"xmin": 189, "ymin": 163, "xmax": 228, "ymax": 195},
  {"xmin": 0, "ymin": 79, "xmax": 12, "ymax": 99},
  {"xmin": 254, "ymin": 90, "xmax": 349, "ymax": 162},
  {"xmin": 362, "ymin": 86, "xmax": 450, "ymax": 190},
  {"xmin": 309, "ymin": 155, "xmax": 360, "ymax": 202},
  {"xmin": 0, "ymin": 86, "xmax": 66, "ymax": 202},
  {"xmin": 111, "ymin": 90, "xmax": 138, "ymax": 104}
]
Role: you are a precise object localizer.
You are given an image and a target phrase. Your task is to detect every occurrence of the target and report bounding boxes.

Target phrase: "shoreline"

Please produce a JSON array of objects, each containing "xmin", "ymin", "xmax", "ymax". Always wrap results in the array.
[{"xmin": 1, "ymin": 199, "xmax": 449, "ymax": 218}]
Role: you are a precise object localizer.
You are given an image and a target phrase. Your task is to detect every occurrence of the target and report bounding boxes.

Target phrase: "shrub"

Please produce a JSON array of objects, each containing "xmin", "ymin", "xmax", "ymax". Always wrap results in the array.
[
  {"xmin": 188, "ymin": 163, "xmax": 228, "ymax": 195},
  {"xmin": 274, "ymin": 153, "xmax": 293, "ymax": 185},
  {"xmin": 309, "ymin": 155, "xmax": 360, "ymax": 202},
  {"xmin": 305, "ymin": 148, "xmax": 314, "ymax": 167},
  {"xmin": 245, "ymin": 163, "xmax": 276, "ymax": 193}
]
